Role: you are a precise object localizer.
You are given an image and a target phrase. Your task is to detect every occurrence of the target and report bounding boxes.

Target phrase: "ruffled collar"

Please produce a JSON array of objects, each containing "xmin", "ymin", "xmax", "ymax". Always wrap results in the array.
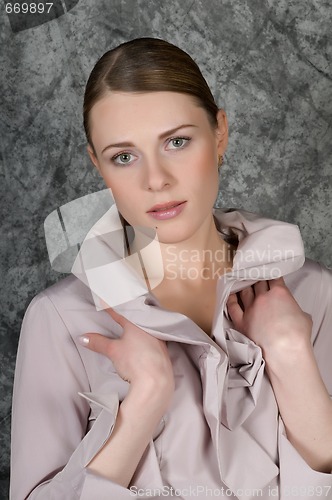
[{"xmin": 71, "ymin": 203, "xmax": 305, "ymax": 309}]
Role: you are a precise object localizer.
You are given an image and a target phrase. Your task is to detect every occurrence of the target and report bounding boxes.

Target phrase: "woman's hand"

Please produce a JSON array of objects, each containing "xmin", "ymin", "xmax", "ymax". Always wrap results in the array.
[
  {"xmin": 79, "ymin": 307, "xmax": 175, "ymax": 484},
  {"xmin": 227, "ymin": 278, "xmax": 332, "ymax": 473},
  {"xmin": 226, "ymin": 277, "xmax": 313, "ymax": 355},
  {"xmin": 79, "ymin": 306, "xmax": 174, "ymax": 400}
]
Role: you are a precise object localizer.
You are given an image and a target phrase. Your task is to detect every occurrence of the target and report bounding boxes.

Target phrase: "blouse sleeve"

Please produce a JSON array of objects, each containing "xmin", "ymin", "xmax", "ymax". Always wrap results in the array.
[
  {"xmin": 278, "ymin": 262, "xmax": 332, "ymax": 499},
  {"xmin": 311, "ymin": 263, "xmax": 332, "ymax": 395},
  {"xmin": 10, "ymin": 292, "xmax": 158, "ymax": 499}
]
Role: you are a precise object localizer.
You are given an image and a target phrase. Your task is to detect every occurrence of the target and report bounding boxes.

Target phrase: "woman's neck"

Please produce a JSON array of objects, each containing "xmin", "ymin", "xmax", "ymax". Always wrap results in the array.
[{"xmin": 129, "ymin": 214, "xmax": 235, "ymax": 291}]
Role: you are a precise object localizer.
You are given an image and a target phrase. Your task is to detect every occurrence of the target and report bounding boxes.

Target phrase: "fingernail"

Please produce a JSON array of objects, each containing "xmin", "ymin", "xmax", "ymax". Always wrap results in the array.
[{"xmin": 78, "ymin": 335, "xmax": 90, "ymax": 346}]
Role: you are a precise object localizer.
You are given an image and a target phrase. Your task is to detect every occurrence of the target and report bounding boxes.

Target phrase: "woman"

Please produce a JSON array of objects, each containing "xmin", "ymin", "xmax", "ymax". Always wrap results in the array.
[{"xmin": 10, "ymin": 38, "xmax": 332, "ymax": 499}]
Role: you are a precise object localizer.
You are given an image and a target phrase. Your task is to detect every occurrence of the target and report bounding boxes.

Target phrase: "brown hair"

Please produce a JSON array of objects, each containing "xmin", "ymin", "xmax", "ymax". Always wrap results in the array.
[{"xmin": 83, "ymin": 37, "xmax": 219, "ymax": 149}]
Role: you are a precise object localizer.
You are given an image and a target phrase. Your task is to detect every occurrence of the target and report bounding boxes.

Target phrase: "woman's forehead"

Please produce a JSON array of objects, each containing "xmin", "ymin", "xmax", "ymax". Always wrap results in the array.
[{"xmin": 89, "ymin": 91, "xmax": 208, "ymax": 142}]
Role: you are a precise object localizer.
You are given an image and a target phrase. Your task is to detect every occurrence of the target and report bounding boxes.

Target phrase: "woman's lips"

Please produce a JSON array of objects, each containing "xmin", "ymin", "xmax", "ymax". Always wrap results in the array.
[{"xmin": 147, "ymin": 201, "xmax": 187, "ymax": 220}]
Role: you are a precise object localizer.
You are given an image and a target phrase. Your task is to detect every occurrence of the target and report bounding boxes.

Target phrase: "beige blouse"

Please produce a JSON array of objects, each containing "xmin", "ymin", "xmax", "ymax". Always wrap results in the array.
[{"xmin": 10, "ymin": 207, "xmax": 332, "ymax": 499}]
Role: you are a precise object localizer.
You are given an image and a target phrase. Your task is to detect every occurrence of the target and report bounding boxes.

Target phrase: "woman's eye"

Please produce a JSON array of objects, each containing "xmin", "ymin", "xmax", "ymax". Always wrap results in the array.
[
  {"xmin": 167, "ymin": 137, "xmax": 191, "ymax": 150},
  {"xmin": 112, "ymin": 152, "xmax": 134, "ymax": 165}
]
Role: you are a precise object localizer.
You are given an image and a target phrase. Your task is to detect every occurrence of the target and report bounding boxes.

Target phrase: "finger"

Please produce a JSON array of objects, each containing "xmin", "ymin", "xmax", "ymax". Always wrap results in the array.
[
  {"xmin": 78, "ymin": 332, "xmax": 116, "ymax": 356},
  {"xmin": 239, "ymin": 286, "xmax": 255, "ymax": 308},
  {"xmin": 104, "ymin": 306, "xmax": 128, "ymax": 328},
  {"xmin": 227, "ymin": 293, "xmax": 244, "ymax": 326},
  {"xmin": 268, "ymin": 277, "xmax": 285, "ymax": 289},
  {"xmin": 254, "ymin": 280, "xmax": 269, "ymax": 296}
]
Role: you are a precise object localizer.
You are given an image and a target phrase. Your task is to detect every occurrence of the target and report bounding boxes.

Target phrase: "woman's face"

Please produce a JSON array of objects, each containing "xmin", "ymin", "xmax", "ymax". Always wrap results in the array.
[{"xmin": 88, "ymin": 91, "xmax": 228, "ymax": 244}]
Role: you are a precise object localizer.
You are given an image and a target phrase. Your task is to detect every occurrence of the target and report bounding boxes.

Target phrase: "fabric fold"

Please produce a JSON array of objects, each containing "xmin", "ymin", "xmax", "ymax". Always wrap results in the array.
[{"xmin": 222, "ymin": 328, "xmax": 265, "ymax": 430}]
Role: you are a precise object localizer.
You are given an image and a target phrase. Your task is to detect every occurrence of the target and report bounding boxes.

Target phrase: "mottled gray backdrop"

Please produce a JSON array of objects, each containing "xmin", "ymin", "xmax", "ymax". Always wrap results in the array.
[{"xmin": 0, "ymin": 0, "xmax": 331, "ymax": 497}]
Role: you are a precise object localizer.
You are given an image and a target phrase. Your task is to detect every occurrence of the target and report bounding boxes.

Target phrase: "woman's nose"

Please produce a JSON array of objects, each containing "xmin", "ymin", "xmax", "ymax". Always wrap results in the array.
[{"xmin": 143, "ymin": 156, "xmax": 173, "ymax": 191}]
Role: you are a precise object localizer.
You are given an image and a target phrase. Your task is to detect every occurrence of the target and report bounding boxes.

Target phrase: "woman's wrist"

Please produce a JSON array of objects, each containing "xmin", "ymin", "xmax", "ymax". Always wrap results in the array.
[
  {"xmin": 122, "ymin": 376, "xmax": 174, "ymax": 419},
  {"xmin": 262, "ymin": 333, "xmax": 313, "ymax": 375}
]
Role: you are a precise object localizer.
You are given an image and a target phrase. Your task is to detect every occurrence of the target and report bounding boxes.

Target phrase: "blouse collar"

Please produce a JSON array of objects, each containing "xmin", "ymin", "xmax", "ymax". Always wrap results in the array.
[{"xmin": 71, "ymin": 203, "xmax": 305, "ymax": 311}]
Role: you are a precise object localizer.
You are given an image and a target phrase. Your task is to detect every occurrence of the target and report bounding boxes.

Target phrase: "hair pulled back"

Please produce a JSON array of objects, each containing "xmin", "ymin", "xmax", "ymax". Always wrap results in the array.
[{"xmin": 83, "ymin": 37, "xmax": 219, "ymax": 148}]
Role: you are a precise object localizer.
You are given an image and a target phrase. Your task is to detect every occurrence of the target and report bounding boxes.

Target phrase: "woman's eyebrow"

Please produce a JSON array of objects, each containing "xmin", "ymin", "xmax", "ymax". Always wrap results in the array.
[
  {"xmin": 101, "ymin": 124, "xmax": 198, "ymax": 154},
  {"xmin": 158, "ymin": 123, "xmax": 198, "ymax": 140}
]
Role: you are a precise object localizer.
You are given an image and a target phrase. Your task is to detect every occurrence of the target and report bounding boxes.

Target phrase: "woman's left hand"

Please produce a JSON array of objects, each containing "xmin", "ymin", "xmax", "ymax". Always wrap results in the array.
[
  {"xmin": 228, "ymin": 277, "xmax": 332, "ymax": 474},
  {"xmin": 226, "ymin": 277, "xmax": 313, "ymax": 354}
]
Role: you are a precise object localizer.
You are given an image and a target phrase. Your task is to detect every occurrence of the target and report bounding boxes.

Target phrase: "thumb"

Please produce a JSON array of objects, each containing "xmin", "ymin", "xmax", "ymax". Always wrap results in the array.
[{"xmin": 78, "ymin": 332, "xmax": 116, "ymax": 357}]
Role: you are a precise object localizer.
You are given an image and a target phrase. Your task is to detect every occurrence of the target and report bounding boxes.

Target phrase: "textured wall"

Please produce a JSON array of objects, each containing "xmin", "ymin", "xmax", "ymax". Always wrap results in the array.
[{"xmin": 0, "ymin": 0, "xmax": 331, "ymax": 497}]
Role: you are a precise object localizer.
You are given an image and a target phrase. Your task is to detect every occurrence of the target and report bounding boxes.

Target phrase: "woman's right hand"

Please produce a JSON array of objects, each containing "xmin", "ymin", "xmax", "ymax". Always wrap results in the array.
[
  {"xmin": 79, "ymin": 306, "xmax": 175, "ymax": 406},
  {"xmin": 79, "ymin": 306, "xmax": 174, "ymax": 483}
]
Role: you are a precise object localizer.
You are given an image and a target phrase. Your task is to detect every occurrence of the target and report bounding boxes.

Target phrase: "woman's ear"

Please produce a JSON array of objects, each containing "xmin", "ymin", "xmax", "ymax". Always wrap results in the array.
[
  {"xmin": 87, "ymin": 144, "xmax": 101, "ymax": 174},
  {"xmin": 216, "ymin": 109, "xmax": 228, "ymax": 155}
]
